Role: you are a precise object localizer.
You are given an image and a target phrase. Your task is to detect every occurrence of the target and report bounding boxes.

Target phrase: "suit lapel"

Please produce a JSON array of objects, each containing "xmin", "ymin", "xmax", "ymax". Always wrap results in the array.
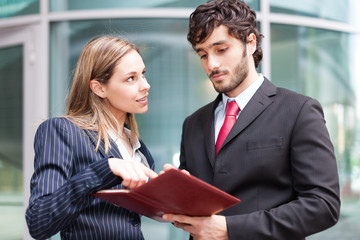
[
  {"xmin": 221, "ymin": 78, "xmax": 277, "ymax": 150},
  {"xmin": 204, "ymin": 95, "xmax": 222, "ymax": 167},
  {"xmin": 84, "ymin": 129, "xmax": 122, "ymax": 158}
]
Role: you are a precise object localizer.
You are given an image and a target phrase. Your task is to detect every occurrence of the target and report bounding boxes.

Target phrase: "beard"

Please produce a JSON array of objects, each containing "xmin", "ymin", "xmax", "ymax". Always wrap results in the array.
[{"xmin": 211, "ymin": 50, "xmax": 249, "ymax": 94}]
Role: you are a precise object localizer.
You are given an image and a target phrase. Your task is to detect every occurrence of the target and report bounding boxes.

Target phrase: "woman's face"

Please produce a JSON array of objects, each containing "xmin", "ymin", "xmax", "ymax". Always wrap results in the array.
[{"xmin": 102, "ymin": 50, "xmax": 150, "ymax": 120}]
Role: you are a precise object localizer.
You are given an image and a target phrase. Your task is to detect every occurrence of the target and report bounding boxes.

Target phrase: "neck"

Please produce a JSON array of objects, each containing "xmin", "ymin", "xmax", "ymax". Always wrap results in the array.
[
  {"xmin": 226, "ymin": 68, "xmax": 259, "ymax": 98},
  {"xmin": 113, "ymin": 112, "xmax": 126, "ymax": 128}
]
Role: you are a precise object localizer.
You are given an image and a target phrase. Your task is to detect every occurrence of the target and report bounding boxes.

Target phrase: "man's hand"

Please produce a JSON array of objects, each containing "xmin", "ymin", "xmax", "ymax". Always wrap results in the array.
[
  {"xmin": 108, "ymin": 158, "xmax": 158, "ymax": 189},
  {"xmin": 162, "ymin": 214, "xmax": 228, "ymax": 240}
]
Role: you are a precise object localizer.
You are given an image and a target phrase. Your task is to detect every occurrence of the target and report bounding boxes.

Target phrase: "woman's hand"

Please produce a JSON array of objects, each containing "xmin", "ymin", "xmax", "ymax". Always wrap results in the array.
[{"xmin": 108, "ymin": 158, "xmax": 158, "ymax": 189}]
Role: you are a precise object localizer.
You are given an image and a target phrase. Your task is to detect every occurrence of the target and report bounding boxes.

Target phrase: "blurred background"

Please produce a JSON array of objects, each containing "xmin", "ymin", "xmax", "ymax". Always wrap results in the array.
[{"xmin": 1, "ymin": 0, "xmax": 360, "ymax": 239}]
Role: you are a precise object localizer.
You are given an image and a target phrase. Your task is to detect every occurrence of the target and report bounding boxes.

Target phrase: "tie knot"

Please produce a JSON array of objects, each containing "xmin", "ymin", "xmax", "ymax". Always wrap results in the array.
[{"xmin": 226, "ymin": 101, "xmax": 240, "ymax": 116}]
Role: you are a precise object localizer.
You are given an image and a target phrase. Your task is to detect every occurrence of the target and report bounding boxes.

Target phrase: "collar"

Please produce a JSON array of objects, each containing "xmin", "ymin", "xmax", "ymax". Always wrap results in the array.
[{"xmin": 108, "ymin": 128, "xmax": 141, "ymax": 152}]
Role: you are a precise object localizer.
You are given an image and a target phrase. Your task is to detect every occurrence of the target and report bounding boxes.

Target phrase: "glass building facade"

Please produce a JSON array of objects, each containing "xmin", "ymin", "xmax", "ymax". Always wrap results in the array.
[{"xmin": 0, "ymin": 0, "xmax": 360, "ymax": 239}]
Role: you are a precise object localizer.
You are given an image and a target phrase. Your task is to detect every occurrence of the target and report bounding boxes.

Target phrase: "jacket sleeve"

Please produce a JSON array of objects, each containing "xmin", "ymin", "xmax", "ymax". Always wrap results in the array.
[
  {"xmin": 25, "ymin": 118, "xmax": 122, "ymax": 239},
  {"xmin": 226, "ymin": 99, "xmax": 340, "ymax": 239}
]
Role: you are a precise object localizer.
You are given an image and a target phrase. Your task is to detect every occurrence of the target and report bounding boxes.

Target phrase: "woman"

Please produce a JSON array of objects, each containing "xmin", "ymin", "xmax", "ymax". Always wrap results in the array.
[{"xmin": 26, "ymin": 36, "xmax": 157, "ymax": 240}]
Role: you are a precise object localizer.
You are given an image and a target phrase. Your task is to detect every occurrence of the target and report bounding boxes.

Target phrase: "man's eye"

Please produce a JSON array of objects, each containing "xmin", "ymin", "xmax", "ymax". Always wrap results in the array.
[
  {"xmin": 218, "ymin": 48, "xmax": 227, "ymax": 53},
  {"xmin": 200, "ymin": 54, "xmax": 207, "ymax": 59}
]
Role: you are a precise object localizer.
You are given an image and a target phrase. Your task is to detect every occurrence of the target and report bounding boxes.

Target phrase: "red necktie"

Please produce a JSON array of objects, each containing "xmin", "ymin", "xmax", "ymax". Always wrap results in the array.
[{"xmin": 216, "ymin": 101, "xmax": 240, "ymax": 155}]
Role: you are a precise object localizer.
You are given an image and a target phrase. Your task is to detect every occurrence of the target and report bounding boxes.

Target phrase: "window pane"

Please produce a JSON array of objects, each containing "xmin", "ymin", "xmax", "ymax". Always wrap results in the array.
[
  {"xmin": 271, "ymin": 24, "xmax": 360, "ymax": 239},
  {"xmin": 0, "ymin": 0, "xmax": 39, "ymax": 19},
  {"xmin": 50, "ymin": 0, "xmax": 259, "ymax": 12},
  {"xmin": 270, "ymin": 0, "xmax": 360, "ymax": 26},
  {"xmin": 0, "ymin": 45, "xmax": 23, "ymax": 240}
]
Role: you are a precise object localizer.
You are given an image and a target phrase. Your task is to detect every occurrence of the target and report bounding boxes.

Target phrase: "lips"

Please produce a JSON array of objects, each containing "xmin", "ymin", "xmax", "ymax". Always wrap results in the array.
[
  {"xmin": 211, "ymin": 73, "xmax": 226, "ymax": 81},
  {"xmin": 136, "ymin": 95, "xmax": 148, "ymax": 103},
  {"xmin": 210, "ymin": 70, "xmax": 227, "ymax": 82}
]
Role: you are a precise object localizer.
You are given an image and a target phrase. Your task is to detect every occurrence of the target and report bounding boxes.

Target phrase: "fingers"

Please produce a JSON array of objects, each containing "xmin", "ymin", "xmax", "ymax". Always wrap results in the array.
[
  {"xmin": 163, "ymin": 214, "xmax": 199, "ymax": 235},
  {"xmin": 144, "ymin": 166, "xmax": 158, "ymax": 179},
  {"xmin": 162, "ymin": 214, "xmax": 194, "ymax": 225},
  {"xmin": 161, "ymin": 163, "xmax": 190, "ymax": 175},
  {"xmin": 163, "ymin": 214, "xmax": 228, "ymax": 240},
  {"xmin": 122, "ymin": 164, "xmax": 147, "ymax": 188},
  {"xmin": 159, "ymin": 164, "xmax": 174, "ymax": 175},
  {"xmin": 108, "ymin": 158, "xmax": 158, "ymax": 189},
  {"xmin": 163, "ymin": 163, "xmax": 176, "ymax": 172},
  {"xmin": 173, "ymin": 221, "xmax": 195, "ymax": 233},
  {"xmin": 180, "ymin": 169, "xmax": 190, "ymax": 175}
]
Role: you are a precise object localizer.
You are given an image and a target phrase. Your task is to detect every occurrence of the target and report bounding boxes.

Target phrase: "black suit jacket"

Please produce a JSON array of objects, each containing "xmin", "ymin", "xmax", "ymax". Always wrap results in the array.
[{"xmin": 179, "ymin": 78, "xmax": 340, "ymax": 240}]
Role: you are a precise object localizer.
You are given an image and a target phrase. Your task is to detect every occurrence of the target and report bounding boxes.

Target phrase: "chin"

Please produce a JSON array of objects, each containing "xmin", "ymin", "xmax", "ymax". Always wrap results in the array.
[
  {"xmin": 137, "ymin": 107, "xmax": 148, "ymax": 114},
  {"xmin": 214, "ymin": 85, "xmax": 229, "ymax": 94}
]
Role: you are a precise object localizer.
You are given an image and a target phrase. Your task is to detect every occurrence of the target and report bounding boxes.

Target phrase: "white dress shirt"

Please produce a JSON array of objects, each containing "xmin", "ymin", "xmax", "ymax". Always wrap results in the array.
[{"xmin": 214, "ymin": 74, "xmax": 264, "ymax": 143}]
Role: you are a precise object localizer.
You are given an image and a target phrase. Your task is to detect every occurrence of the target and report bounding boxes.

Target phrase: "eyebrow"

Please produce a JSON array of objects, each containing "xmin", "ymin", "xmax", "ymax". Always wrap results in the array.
[
  {"xmin": 124, "ymin": 67, "xmax": 146, "ymax": 76},
  {"xmin": 195, "ymin": 40, "xmax": 228, "ymax": 53},
  {"xmin": 125, "ymin": 71, "xmax": 137, "ymax": 76}
]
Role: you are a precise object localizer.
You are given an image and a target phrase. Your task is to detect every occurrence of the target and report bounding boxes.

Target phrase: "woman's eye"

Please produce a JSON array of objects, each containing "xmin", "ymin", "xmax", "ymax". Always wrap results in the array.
[
  {"xmin": 200, "ymin": 54, "xmax": 207, "ymax": 59},
  {"xmin": 126, "ymin": 77, "xmax": 134, "ymax": 82},
  {"xmin": 218, "ymin": 48, "xmax": 227, "ymax": 53}
]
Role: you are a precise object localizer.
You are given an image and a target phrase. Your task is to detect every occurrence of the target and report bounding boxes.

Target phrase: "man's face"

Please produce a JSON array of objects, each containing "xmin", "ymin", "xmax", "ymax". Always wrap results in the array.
[{"xmin": 195, "ymin": 25, "xmax": 251, "ymax": 98}]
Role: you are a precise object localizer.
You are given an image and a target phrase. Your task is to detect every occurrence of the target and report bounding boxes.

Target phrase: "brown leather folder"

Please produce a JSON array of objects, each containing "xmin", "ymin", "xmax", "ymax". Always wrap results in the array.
[{"xmin": 93, "ymin": 168, "xmax": 241, "ymax": 222}]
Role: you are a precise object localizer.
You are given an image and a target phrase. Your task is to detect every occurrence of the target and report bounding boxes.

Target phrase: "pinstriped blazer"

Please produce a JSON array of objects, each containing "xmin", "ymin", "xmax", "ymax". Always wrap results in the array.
[{"xmin": 25, "ymin": 117, "xmax": 155, "ymax": 240}]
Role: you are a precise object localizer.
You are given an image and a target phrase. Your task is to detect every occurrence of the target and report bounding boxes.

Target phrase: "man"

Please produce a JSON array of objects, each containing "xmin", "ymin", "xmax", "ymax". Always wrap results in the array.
[{"xmin": 162, "ymin": 0, "xmax": 340, "ymax": 239}]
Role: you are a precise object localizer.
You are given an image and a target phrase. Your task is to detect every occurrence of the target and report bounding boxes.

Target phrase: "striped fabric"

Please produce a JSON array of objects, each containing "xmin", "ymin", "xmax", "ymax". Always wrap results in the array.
[{"xmin": 25, "ymin": 117, "xmax": 155, "ymax": 240}]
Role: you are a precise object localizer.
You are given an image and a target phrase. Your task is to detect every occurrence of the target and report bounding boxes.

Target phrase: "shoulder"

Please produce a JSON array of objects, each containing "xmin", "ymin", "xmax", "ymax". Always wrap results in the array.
[
  {"xmin": 35, "ymin": 117, "xmax": 83, "ymax": 138},
  {"xmin": 261, "ymin": 78, "xmax": 315, "ymax": 105},
  {"xmin": 275, "ymin": 87, "xmax": 321, "ymax": 108},
  {"xmin": 34, "ymin": 117, "xmax": 93, "ymax": 152},
  {"xmin": 260, "ymin": 76, "xmax": 321, "ymax": 109},
  {"xmin": 267, "ymin": 85, "xmax": 325, "ymax": 121},
  {"xmin": 185, "ymin": 97, "xmax": 219, "ymax": 123},
  {"xmin": 37, "ymin": 117, "xmax": 75, "ymax": 131},
  {"xmin": 257, "ymin": 79, "xmax": 325, "ymax": 120}
]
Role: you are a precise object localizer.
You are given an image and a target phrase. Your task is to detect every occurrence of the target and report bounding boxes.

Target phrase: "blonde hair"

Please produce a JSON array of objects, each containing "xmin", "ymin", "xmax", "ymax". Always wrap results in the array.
[{"xmin": 65, "ymin": 36, "xmax": 140, "ymax": 153}]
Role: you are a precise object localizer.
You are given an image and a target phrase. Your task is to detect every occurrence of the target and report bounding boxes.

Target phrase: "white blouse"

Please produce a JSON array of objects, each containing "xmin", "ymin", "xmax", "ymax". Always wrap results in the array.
[{"xmin": 108, "ymin": 128, "xmax": 142, "ymax": 163}]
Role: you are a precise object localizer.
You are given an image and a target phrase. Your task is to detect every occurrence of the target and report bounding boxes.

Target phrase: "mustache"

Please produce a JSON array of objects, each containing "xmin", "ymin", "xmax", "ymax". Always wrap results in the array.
[{"xmin": 209, "ymin": 70, "xmax": 228, "ymax": 78}]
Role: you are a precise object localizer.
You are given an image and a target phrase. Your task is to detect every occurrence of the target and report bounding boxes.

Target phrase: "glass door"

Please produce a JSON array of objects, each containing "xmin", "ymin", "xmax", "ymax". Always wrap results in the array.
[
  {"xmin": 0, "ymin": 26, "xmax": 42, "ymax": 240},
  {"xmin": 0, "ymin": 33, "xmax": 25, "ymax": 240}
]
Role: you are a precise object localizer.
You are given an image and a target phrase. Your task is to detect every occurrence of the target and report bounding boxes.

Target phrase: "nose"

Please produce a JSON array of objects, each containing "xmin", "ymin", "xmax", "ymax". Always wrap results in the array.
[
  {"xmin": 206, "ymin": 55, "xmax": 220, "ymax": 72},
  {"xmin": 140, "ymin": 77, "xmax": 150, "ymax": 91}
]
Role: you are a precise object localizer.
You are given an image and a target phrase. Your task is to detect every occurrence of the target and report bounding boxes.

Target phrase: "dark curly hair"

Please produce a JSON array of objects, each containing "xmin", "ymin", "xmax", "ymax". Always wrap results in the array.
[{"xmin": 187, "ymin": 0, "xmax": 263, "ymax": 68}]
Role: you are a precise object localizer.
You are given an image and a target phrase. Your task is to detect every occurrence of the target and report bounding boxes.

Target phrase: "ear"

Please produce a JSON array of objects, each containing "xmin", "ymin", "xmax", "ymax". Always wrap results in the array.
[
  {"xmin": 246, "ymin": 33, "xmax": 257, "ymax": 55},
  {"xmin": 90, "ymin": 80, "xmax": 106, "ymax": 98}
]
